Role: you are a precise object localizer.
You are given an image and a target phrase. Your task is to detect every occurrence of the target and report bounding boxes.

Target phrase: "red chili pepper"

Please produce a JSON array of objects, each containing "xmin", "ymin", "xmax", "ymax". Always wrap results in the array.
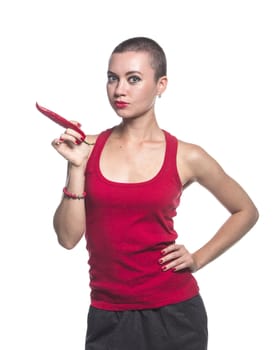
[{"xmin": 35, "ymin": 102, "xmax": 86, "ymax": 139}]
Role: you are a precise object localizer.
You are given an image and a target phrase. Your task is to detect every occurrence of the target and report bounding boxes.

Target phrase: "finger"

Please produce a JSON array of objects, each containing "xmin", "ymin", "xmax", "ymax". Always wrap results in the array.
[
  {"xmin": 161, "ymin": 255, "xmax": 194, "ymax": 272},
  {"xmin": 64, "ymin": 127, "xmax": 81, "ymax": 137},
  {"xmin": 69, "ymin": 120, "xmax": 82, "ymax": 128},
  {"xmin": 161, "ymin": 243, "xmax": 179, "ymax": 255},
  {"xmin": 161, "ymin": 245, "xmax": 188, "ymax": 261},
  {"xmin": 67, "ymin": 121, "xmax": 83, "ymax": 138},
  {"xmin": 159, "ymin": 251, "xmax": 182, "ymax": 265},
  {"xmin": 52, "ymin": 137, "xmax": 64, "ymax": 147},
  {"xmin": 65, "ymin": 128, "xmax": 84, "ymax": 143},
  {"xmin": 160, "ymin": 258, "xmax": 187, "ymax": 272},
  {"xmin": 167, "ymin": 260, "xmax": 189, "ymax": 272},
  {"xmin": 60, "ymin": 132, "xmax": 82, "ymax": 145}
]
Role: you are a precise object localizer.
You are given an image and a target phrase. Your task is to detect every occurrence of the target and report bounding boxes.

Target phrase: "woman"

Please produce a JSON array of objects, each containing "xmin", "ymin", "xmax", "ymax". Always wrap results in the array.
[{"xmin": 52, "ymin": 37, "xmax": 259, "ymax": 349}]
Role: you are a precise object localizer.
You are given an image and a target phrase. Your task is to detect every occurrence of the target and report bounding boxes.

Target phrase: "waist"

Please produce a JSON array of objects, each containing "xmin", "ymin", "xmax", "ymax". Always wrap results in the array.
[{"xmin": 88, "ymin": 252, "xmax": 199, "ymax": 311}]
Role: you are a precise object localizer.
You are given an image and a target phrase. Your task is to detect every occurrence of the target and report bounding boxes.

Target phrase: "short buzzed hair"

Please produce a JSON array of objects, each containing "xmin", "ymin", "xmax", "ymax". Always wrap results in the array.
[{"xmin": 112, "ymin": 37, "xmax": 167, "ymax": 82}]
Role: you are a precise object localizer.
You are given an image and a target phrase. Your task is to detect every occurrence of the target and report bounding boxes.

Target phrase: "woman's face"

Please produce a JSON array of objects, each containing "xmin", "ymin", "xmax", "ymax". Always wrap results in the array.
[{"xmin": 106, "ymin": 51, "xmax": 166, "ymax": 119}]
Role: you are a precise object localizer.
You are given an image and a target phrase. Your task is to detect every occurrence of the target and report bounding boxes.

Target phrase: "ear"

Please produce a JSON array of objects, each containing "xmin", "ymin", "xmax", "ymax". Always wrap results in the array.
[{"xmin": 156, "ymin": 76, "xmax": 168, "ymax": 97}]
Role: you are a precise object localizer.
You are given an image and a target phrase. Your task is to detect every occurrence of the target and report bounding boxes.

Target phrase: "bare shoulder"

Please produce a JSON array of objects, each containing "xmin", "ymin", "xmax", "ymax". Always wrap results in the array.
[
  {"xmin": 177, "ymin": 139, "xmax": 225, "ymax": 185},
  {"xmin": 177, "ymin": 139, "xmax": 217, "ymax": 169},
  {"xmin": 177, "ymin": 140, "xmax": 209, "ymax": 162}
]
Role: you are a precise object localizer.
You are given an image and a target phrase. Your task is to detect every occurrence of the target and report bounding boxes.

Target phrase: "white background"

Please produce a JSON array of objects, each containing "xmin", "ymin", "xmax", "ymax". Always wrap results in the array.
[{"xmin": 1, "ymin": 0, "xmax": 276, "ymax": 349}]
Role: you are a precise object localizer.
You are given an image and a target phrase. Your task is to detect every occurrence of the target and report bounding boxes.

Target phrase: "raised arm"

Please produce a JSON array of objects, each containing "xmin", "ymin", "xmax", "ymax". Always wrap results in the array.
[
  {"xmin": 51, "ymin": 129, "xmax": 96, "ymax": 249},
  {"xmin": 53, "ymin": 163, "xmax": 87, "ymax": 249}
]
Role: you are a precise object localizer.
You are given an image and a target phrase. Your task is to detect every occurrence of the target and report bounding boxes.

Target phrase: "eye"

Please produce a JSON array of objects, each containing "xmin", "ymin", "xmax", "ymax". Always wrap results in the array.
[
  {"xmin": 128, "ymin": 75, "xmax": 141, "ymax": 84},
  {"xmin": 107, "ymin": 74, "xmax": 118, "ymax": 83}
]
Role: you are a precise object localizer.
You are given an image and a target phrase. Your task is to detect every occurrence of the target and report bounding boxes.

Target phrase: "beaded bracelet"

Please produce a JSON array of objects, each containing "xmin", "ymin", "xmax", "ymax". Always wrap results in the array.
[{"xmin": 63, "ymin": 187, "xmax": 87, "ymax": 199}]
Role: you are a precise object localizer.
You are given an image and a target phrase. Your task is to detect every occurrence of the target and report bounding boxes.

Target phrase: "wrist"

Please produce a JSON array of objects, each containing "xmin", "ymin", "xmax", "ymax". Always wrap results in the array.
[
  {"xmin": 68, "ymin": 160, "xmax": 87, "ymax": 171},
  {"xmin": 63, "ymin": 187, "xmax": 86, "ymax": 199},
  {"xmin": 66, "ymin": 163, "xmax": 86, "ymax": 193},
  {"xmin": 191, "ymin": 252, "xmax": 203, "ymax": 273}
]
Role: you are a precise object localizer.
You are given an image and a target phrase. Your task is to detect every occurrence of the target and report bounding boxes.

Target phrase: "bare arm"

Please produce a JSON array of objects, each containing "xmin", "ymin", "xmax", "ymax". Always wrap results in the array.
[
  {"xmin": 51, "ymin": 130, "xmax": 96, "ymax": 249},
  {"xmin": 53, "ymin": 163, "xmax": 87, "ymax": 249},
  {"xmin": 161, "ymin": 144, "xmax": 259, "ymax": 272},
  {"xmin": 191, "ymin": 146, "xmax": 259, "ymax": 270}
]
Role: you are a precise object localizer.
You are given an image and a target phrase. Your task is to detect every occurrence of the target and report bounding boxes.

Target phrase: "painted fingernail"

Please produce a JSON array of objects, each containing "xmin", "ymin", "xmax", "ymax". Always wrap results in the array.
[
  {"xmin": 161, "ymin": 250, "xmax": 166, "ymax": 255},
  {"xmin": 159, "ymin": 259, "xmax": 163, "ymax": 264},
  {"xmin": 162, "ymin": 266, "xmax": 167, "ymax": 271}
]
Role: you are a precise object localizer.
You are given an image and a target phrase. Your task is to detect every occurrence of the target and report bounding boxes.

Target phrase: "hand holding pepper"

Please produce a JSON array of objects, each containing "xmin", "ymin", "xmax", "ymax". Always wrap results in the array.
[
  {"xmin": 36, "ymin": 102, "xmax": 94, "ymax": 145},
  {"xmin": 51, "ymin": 126, "xmax": 93, "ymax": 168},
  {"xmin": 36, "ymin": 102, "xmax": 94, "ymax": 167}
]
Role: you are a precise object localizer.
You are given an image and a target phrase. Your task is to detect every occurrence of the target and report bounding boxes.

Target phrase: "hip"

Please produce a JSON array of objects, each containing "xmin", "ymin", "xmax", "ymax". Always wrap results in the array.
[{"xmin": 85, "ymin": 294, "xmax": 208, "ymax": 350}]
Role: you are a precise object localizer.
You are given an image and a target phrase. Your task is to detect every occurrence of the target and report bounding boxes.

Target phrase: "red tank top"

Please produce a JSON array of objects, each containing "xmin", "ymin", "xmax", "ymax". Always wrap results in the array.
[{"xmin": 84, "ymin": 128, "xmax": 199, "ymax": 311}]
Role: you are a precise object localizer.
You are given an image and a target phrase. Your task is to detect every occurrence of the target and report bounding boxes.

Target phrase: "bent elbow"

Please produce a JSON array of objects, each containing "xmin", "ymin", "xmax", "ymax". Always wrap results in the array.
[
  {"xmin": 252, "ymin": 206, "xmax": 259, "ymax": 225},
  {"xmin": 58, "ymin": 238, "xmax": 78, "ymax": 250},
  {"xmin": 53, "ymin": 221, "xmax": 85, "ymax": 249},
  {"xmin": 56, "ymin": 233, "xmax": 83, "ymax": 250},
  {"xmin": 247, "ymin": 205, "xmax": 259, "ymax": 229}
]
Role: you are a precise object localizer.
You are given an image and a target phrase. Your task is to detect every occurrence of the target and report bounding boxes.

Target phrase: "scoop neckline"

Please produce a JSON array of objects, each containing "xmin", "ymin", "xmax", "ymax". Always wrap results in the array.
[{"xmin": 96, "ymin": 129, "xmax": 168, "ymax": 186}]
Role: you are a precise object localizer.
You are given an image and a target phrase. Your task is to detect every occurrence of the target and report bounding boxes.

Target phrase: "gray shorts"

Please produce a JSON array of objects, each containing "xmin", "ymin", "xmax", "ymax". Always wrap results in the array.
[{"xmin": 85, "ymin": 294, "xmax": 208, "ymax": 350}]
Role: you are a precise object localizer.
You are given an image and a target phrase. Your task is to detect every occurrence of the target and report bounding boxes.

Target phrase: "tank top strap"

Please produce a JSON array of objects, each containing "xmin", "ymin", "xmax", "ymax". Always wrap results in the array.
[
  {"xmin": 85, "ymin": 128, "xmax": 113, "ymax": 173},
  {"xmin": 162, "ymin": 130, "xmax": 180, "ymax": 182},
  {"xmin": 163, "ymin": 130, "xmax": 178, "ymax": 158}
]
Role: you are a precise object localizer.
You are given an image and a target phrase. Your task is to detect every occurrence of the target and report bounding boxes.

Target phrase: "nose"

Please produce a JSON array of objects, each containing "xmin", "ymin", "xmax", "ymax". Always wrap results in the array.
[{"xmin": 114, "ymin": 79, "xmax": 127, "ymax": 97}]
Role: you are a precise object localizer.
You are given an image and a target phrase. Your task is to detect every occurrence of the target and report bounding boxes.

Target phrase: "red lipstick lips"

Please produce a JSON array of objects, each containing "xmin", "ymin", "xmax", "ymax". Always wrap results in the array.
[{"xmin": 115, "ymin": 101, "xmax": 128, "ymax": 109}]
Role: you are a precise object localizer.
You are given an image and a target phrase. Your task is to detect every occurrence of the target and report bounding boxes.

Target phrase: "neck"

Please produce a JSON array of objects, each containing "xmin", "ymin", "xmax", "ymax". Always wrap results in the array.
[{"xmin": 116, "ymin": 117, "xmax": 162, "ymax": 141}]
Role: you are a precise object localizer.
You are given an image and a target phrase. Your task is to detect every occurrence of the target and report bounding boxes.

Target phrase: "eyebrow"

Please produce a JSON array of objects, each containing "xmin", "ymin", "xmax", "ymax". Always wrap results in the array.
[{"xmin": 107, "ymin": 70, "xmax": 142, "ymax": 76}]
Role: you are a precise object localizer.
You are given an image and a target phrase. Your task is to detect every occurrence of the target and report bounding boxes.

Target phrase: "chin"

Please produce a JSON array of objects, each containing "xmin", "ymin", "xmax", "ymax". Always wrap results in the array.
[{"xmin": 115, "ymin": 110, "xmax": 133, "ymax": 119}]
